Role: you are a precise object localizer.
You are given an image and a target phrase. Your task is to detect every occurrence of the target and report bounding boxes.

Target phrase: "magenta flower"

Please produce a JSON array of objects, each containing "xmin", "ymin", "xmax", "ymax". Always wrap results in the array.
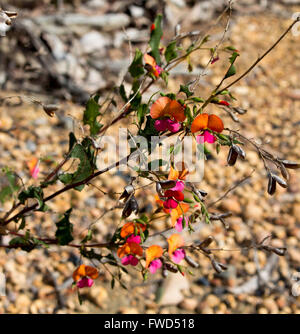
[
  {"xmin": 170, "ymin": 181, "xmax": 185, "ymax": 192},
  {"xmin": 155, "ymin": 65, "xmax": 163, "ymax": 75},
  {"xmin": 172, "ymin": 248, "xmax": 186, "ymax": 264},
  {"xmin": 149, "ymin": 258, "xmax": 162, "ymax": 274},
  {"xmin": 126, "ymin": 234, "xmax": 141, "ymax": 244},
  {"xmin": 163, "ymin": 198, "xmax": 178, "ymax": 209},
  {"xmin": 76, "ymin": 277, "xmax": 94, "ymax": 288},
  {"xmin": 196, "ymin": 130, "xmax": 216, "ymax": 144},
  {"xmin": 154, "ymin": 119, "xmax": 181, "ymax": 133},
  {"xmin": 175, "ymin": 216, "xmax": 189, "ymax": 232},
  {"xmin": 121, "ymin": 254, "xmax": 139, "ymax": 266}
]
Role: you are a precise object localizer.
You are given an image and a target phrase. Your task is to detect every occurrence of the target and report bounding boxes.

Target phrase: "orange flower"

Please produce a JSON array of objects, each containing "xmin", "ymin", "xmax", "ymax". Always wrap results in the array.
[
  {"xmin": 117, "ymin": 242, "xmax": 143, "ymax": 259},
  {"xmin": 170, "ymin": 202, "xmax": 189, "ymax": 226},
  {"xmin": 72, "ymin": 264, "xmax": 99, "ymax": 282},
  {"xmin": 191, "ymin": 113, "xmax": 224, "ymax": 134},
  {"xmin": 155, "ymin": 194, "xmax": 189, "ymax": 226},
  {"xmin": 167, "ymin": 234, "xmax": 184, "ymax": 256},
  {"xmin": 27, "ymin": 157, "xmax": 40, "ymax": 179},
  {"xmin": 145, "ymin": 245, "xmax": 163, "ymax": 268},
  {"xmin": 144, "ymin": 54, "xmax": 162, "ymax": 78},
  {"xmin": 168, "ymin": 164, "xmax": 188, "ymax": 181},
  {"xmin": 150, "ymin": 97, "xmax": 186, "ymax": 122},
  {"xmin": 120, "ymin": 222, "xmax": 146, "ymax": 239}
]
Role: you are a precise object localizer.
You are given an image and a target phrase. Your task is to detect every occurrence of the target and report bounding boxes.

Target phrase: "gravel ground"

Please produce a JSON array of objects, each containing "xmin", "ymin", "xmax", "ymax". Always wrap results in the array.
[{"xmin": 0, "ymin": 0, "xmax": 300, "ymax": 314}]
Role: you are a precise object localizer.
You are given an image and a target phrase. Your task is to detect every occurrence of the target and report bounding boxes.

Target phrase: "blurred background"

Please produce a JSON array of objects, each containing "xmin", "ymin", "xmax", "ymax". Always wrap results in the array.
[{"xmin": 0, "ymin": 0, "xmax": 300, "ymax": 314}]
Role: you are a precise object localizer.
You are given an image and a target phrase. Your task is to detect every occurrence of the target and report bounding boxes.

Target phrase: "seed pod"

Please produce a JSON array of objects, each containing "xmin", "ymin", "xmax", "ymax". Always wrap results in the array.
[
  {"xmin": 198, "ymin": 189, "xmax": 208, "ymax": 197},
  {"xmin": 4, "ymin": 11, "xmax": 18, "ymax": 19},
  {"xmin": 227, "ymin": 147, "xmax": 238, "ymax": 166},
  {"xmin": 164, "ymin": 263, "xmax": 178, "ymax": 273},
  {"xmin": 272, "ymin": 174, "xmax": 288, "ymax": 188},
  {"xmin": 184, "ymin": 255, "xmax": 199, "ymax": 268},
  {"xmin": 279, "ymin": 163, "xmax": 289, "ymax": 181},
  {"xmin": 122, "ymin": 196, "xmax": 139, "ymax": 218},
  {"xmin": 199, "ymin": 236, "xmax": 214, "ymax": 249},
  {"xmin": 119, "ymin": 185, "xmax": 135, "ymax": 202},
  {"xmin": 272, "ymin": 247, "xmax": 287, "ymax": 256},
  {"xmin": 279, "ymin": 160, "xmax": 300, "ymax": 170},
  {"xmin": 156, "ymin": 182, "xmax": 164, "ymax": 198},
  {"xmin": 187, "ymin": 183, "xmax": 208, "ymax": 200},
  {"xmin": 211, "ymin": 259, "xmax": 227, "ymax": 274},
  {"xmin": 232, "ymin": 144, "xmax": 246, "ymax": 159},
  {"xmin": 267, "ymin": 173, "xmax": 276, "ymax": 196},
  {"xmin": 159, "ymin": 180, "xmax": 177, "ymax": 189},
  {"xmin": 233, "ymin": 107, "xmax": 247, "ymax": 115},
  {"xmin": 219, "ymin": 218, "xmax": 230, "ymax": 230},
  {"xmin": 210, "ymin": 212, "xmax": 232, "ymax": 220},
  {"xmin": 42, "ymin": 104, "xmax": 59, "ymax": 117}
]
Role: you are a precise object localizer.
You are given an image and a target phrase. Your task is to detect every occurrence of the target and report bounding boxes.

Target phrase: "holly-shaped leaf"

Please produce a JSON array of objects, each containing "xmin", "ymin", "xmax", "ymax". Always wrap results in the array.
[
  {"xmin": 149, "ymin": 15, "xmax": 163, "ymax": 64},
  {"xmin": 129, "ymin": 48, "xmax": 145, "ymax": 78},
  {"xmin": 18, "ymin": 186, "xmax": 48, "ymax": 212},
  {"xmin": 55, "ymin": 208, "xmax": 73, "ymax": 245},
  {"xmin": 83, "ymin": 95, "xmax": 102, "ymax": 136},
  {"xmin": 165, "ymin": 41, "xmax": 177, "ymax": 63},
  {"xmin": 59, "ymin": 143, "xmax": 94, "ymax": 188}
]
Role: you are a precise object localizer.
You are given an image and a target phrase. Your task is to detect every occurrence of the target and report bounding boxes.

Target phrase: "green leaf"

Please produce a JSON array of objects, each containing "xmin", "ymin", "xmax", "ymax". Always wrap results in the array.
[
  {"xmin": 137, "ymin": 104, "xmax": 149, "ymax": 125},
  {"xmin": 225, "ymin": 64, "xmax": 236, "ymax": 79},
  {"xmin": 161, "ymin": 71, "xmax": 169, "ymax": 85},
  {"xmin": 81, "ymin": 229, "xmax": 93, "ymax": 244},
  {"xmin": 225, "ymin": 46, "xmax": 238, "ymax": 52},
  {"xmin": 183, "ymin": 198, "xmax": 194, "ymax": 203},
  {"xmin": 9, "ymin": 231, "xmax": 48, "ymax": 252},
  {"xmin": 83, "ymin": 95, "xmax": 102, "ymax": 136},
  {"xmin": 190, "ymin": 97, "xmax": 204, "ymax": 102},
  {"xmin": 68, "ymin": 132, "xmax": 77, "ymax": 152},
  {"xmin": 129, "ymin": 49, "xmax": 145, "ymax": 78},
  {"xmin": 18, "ymin": 217, "xmax": 26, "ymax": 231},
  {"xmin": 119, "ymin": 84, "xmax": 128, "ymax": 102},
  {"xmin": 55, "ymin": 208, "xmax": 74, "ymax": 245},
  {"xmin": 138, "ymin": 116, "xmax": 159, "ymax": 139},
  {"xmin": 0, "ymin": 169, "xmax": 20, "ymax": 204},
  {"xmin": 129, "ymin": 79, "xmax": 142, "ymax": 110},
  {"xmin": 18, "ymin": 186, "xmax": 48, "ymax": 212},
  {"xmin": 58, "ymin": 143, "xmax": 94, "ymax": 187},
  {"xmin": 149, "ymin": 15, "xmax": 163, "ymax": 64},
  {"xmin": 179, "ymin": 84, "xmax": 193, "ymax": 98},
  {"xmin": 165, "ymin": 41, "xmax": 177, "ymax": 63}
]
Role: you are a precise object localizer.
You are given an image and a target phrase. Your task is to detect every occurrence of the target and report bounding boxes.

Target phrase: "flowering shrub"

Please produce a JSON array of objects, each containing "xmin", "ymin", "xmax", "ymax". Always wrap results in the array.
[{"xmin": 1, "ymin": 9, "xmax": 300, "ymax": 304}]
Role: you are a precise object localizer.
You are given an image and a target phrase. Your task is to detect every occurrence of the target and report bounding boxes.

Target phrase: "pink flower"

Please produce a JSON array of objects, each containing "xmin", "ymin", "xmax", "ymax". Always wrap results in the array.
[
  {"xmin": 121, "ymin": 254, "xmax": 139, "ymax": 266},
  {"xmin": 170, "ymin": 181, "xmax": 185, "ymax": 192},
  {"xmin": 149, "ymin": 258, "xmax": 162, "ymax": 274},
  {"xmin": 155, "ymin": 65, "xmax": 163, "ymax": 75},
  {"xmin": 27, "ymin": 158, "xmax": 40, "ymax": 179},
  {"xmin": 196, "ymin": 130, "xmax": 216, "ymax": 144},
  {"xmin": 175, "ymin": 216, "xmax": 189, "ymax": 232},
  {"xmin": 76, "ymin": 277, "xmax": 94, "ymax": 288},
  {"xmin": 126, "ymin": 234, "xmax": 141, "ymax": 244},
  {"xmin": 163, "ymin": 198, "xmax": 178, "ymax": 209},
  {"xmin": 172, "ymin": 248, "xmax": 186, "ymax": 264},
  {"xmin": 154, "ymin": 119, "xmax": 181, "ymax": 133}
]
